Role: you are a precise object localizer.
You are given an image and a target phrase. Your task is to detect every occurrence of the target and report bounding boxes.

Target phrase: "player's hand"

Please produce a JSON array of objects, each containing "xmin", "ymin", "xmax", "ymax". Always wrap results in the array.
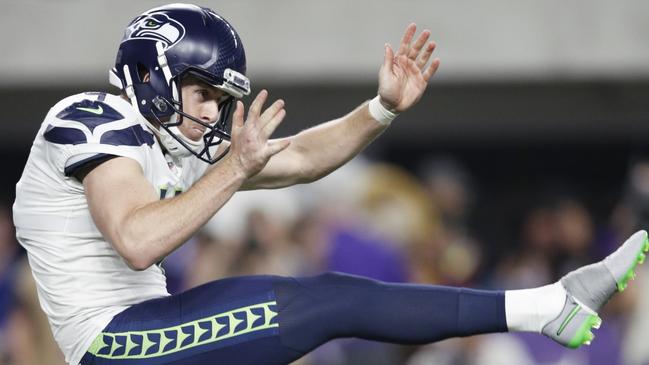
[
  {"xmin": 377, "ymin": 24, "xmax": 440, "ymax": 113},
  {"xmin": 228, "ymin": 90, "xmax": 290, "ymax": 178}
]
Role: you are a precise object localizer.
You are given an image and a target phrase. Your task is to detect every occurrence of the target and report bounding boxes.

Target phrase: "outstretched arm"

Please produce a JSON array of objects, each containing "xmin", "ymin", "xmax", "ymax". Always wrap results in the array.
[
  {"xmin": 85, "ymin": 91, "xmax": 288, "ymax": 270},
  {"xmin": 242, "ymin": 24, "xmax": 440, "ymax": 190}
]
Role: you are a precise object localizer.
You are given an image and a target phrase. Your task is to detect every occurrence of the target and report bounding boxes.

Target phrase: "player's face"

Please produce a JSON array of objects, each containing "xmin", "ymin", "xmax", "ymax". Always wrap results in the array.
[{"xmin": 179, "ymin": 78, "xmax": 228, "ymax": 142}]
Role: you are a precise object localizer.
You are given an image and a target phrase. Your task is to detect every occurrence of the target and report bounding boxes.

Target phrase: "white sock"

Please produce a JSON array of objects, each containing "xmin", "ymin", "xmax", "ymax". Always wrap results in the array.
[{"xmin": 505, "ymin": 282, "xmax": 567, "ymax": 333}]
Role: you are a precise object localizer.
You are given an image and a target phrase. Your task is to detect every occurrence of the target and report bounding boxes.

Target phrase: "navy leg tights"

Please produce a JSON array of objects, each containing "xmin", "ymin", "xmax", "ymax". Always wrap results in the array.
[{"xmin": 81, "ymin": 272, "xmax": 507, "ymax": 365}]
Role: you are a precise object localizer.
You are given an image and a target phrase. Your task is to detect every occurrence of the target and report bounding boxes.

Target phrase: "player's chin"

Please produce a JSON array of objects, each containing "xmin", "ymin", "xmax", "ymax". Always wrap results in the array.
[{"xmin": 186, "ymin": 127, "xmax": 205, "ymax": 141}]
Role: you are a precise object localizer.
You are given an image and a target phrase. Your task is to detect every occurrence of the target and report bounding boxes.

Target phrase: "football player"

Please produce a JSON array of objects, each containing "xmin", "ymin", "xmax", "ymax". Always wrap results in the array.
[{"xmin": 12, "ymin": 3, "xmax": 647, "ymax": 365}]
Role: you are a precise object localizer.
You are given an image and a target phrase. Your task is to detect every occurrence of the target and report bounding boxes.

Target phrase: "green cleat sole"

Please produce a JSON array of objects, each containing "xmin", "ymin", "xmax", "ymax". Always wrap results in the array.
[
  {"xmin": 616, "ymin": 235, "xmax": 649, "ymax": 292},
  {"xmin": 567, "ymin": 314, "xmax": 601, "ymax": 349}
]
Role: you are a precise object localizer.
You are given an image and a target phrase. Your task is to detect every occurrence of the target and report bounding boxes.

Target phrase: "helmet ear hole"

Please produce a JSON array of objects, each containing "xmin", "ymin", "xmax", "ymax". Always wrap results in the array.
[{"xmin": 137, "ymin": 63, "xmax": 150, "ymax": 82}]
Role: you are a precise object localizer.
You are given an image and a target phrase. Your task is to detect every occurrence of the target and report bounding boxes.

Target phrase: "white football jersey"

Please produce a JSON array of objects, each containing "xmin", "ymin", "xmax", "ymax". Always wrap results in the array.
[{"xmin": 13, "ymin": 92, "xmax": 209, "ymax": 365}]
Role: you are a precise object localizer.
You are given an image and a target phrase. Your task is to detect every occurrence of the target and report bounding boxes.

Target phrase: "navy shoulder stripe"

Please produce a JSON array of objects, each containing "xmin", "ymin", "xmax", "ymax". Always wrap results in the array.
[
  {"xmin": 64, "ymin": 153, "xmax": 116, "ymax": 177},
  {"xmin": 100, "ymin": 125, "xmax": 155, "ymax": 147},
  {"xmin": 44, "ymin": 124, "xmax": 154, "ymax": 147},
  {"xmin": 56, "ymin": 100, "xmax": 124, "ymax": 132},
  {"xmin": 44, "ymin": 125, "xmax": 87, "ymax": 145}
]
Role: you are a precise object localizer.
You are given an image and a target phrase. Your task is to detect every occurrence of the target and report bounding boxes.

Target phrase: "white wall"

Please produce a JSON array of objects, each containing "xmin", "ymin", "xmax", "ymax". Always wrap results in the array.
[{"xmin": 2, "ymin": 0, "xmax": 649, "ymax": 86}]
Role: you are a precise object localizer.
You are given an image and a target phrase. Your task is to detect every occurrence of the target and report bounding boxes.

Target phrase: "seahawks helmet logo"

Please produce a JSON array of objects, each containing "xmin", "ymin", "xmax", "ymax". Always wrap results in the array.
[{"xmin": 124, "ymin": 13, "xmax": 185, "ymax": 49}]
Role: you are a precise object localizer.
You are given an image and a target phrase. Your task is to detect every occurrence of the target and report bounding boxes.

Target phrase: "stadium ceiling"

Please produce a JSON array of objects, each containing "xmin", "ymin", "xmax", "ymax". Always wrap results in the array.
[{"xmin": 2, "ymin": 0, "xmax": 649, "ymax": 86}]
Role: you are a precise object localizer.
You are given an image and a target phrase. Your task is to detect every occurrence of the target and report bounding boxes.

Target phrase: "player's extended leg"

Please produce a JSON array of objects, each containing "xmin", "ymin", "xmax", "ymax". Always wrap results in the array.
[
  {"xmin": 79, "ymin": 230, "xmax": 648, "ymax": 365},
  {"xmin": 79, "ymin": 274, "xmax": 506, "ymax": 365}
]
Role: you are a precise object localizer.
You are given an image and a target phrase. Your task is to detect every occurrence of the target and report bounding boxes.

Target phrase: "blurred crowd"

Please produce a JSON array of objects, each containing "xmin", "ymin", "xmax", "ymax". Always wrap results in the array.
[{"xmin": 2, "ymin": 155, "xmax": 649, "ymax": 365}]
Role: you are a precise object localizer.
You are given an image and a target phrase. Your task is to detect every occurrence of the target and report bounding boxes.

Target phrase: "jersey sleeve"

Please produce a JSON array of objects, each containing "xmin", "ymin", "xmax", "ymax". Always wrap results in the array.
[{"xmin": 42, "ymin": 94, "xmax": 155, "ymax": 176}]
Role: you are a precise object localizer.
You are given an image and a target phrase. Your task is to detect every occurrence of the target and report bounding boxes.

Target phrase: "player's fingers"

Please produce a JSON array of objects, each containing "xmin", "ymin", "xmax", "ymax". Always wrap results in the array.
[
  {"xmin": 423, "ymin": 58, "xmax": 441, "ymax": 81},
  {"xmin": 266, "ymin": 139, "xmax": 291, "ymax": 157},
  {"xmin": 397, "ymin": 54, "xmax": 409, "ymax": 70},
  {"xmin": 248, "ymin": 89, "xmax": 268, "ymax": 121},
  {"xmin": 232, "ymin": 101, "xmax": 244, "ymax": 132},
  {"xmin": 259, "ymin": 99, "xmax": 285, "ymax": 127},
  {"xmin": 262, "ymin": 108, "xmax": 286, "ymax": 138},
  {"xmin": 396, "ymin": 23, "xmax": 416, "ymax": 56},
  {"xmin": 382, "ymin": 43, "xmax": 394, "ymax": 74},
  {"xmin": 406, "ymin": 57, "xmax": 420, "ymax": 76},
  {"xmin": 416, "ymin": 41, "xmax": 436, "ymax": 70},
  {"xmin": 408, "ymin": 30, "xmax": 430, "ymax": 60}
]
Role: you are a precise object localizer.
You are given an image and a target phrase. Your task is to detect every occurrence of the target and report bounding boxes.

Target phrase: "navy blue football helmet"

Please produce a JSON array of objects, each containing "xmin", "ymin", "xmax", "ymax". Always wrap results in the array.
[{"xmin": 109, "ymin": 3, "xmax": 250, "ymax": 164}]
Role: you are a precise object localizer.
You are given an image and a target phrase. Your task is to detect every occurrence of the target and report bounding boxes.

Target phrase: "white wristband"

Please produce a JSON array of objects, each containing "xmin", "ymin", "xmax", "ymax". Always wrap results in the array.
[{"xmin": 368, "ymin": 96, "xmax": 399, "ymax": 126}]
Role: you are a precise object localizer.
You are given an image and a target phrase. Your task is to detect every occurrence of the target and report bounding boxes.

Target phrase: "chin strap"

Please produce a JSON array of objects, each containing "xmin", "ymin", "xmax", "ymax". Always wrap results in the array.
[
  {"xmin": 143, "ymin": 120, "xmax": 194, "ymax": 159},
  {"xmin": 141, "ymin": 111, "xmax": 215, "ymax": 162}
]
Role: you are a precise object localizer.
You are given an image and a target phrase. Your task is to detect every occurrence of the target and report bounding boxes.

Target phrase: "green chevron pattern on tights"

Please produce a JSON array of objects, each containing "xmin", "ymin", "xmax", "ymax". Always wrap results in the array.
[{"xmin": 87, "ymin": 301, "xmax": 279, "ymax": 359}]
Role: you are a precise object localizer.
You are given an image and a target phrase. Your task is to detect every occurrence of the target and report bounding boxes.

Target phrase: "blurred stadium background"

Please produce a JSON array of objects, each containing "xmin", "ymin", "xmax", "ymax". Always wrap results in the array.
[{"xmin": 2, "ymin": 1, "xmax": 649, "ymax": 364}]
